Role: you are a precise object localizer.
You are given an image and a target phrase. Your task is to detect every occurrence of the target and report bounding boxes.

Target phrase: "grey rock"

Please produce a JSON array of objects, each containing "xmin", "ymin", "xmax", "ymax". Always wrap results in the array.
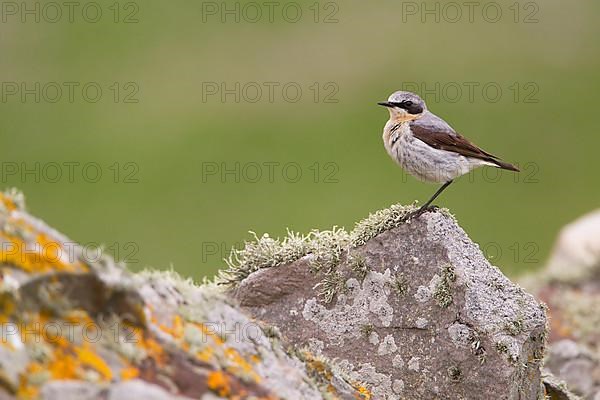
[
  {"xmin": 108, "ymin": 380, "xmax": 190, "ymax": 400},
  {"xmin": 545, "ymin": 340, "xmax": 600, "ymax": 399},
  {"xmin": 520, "ymin": 210, "xmax": 600, "ymax": 399},
  {"xmin": 542, "ymin": 371, "xmax": 583, "ymax": 400},
  {"xmin": 40, "ymin": 381, "xmax": 104, "ymax": 400},
  {"xmin": 232, "ymin": 209, "xmax": 548, "ymax": 399},
  {"xmin": 544, "ymin": 209, "xmax": 600, "ymax": 284},
  {"xmin": 0, "ymin": 189, "xmax": 361, "ymax": 400}
]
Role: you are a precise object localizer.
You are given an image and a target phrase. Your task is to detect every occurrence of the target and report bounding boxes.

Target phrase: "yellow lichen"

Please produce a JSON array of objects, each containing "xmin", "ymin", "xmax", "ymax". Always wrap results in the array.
[
  {"xmin": 0, "ymin": 232, "xmax": 87, "ymax": 274},
  {"xmin": 17, "ymin": 363, "xmax": 45, "ymax": 399},
  {"xmin": 158, "ymin": 315, "xmax": 184, "ymax": 339},
  {"xmin": 0, "ymin": 192, "xmax": 18, "ymax": 212},
  {"xmin": 47, "ymin": 350, "xmax": 79, "ymax": 379},
  {"xmin": 224, "ymin": 347, "xmax": 260, "ymax": 383},
  {"xmin": 196, "ymin": 345, "xmax": 215, "ymax": 362},
  {"xmin": 16, "ymin": 381, "xmax": 39, "ymax": 400},
  {"xmin": 356, "ymin": 385, "xmax": 372, "ymax": 399},
  {"xmin": 120, "ymin": 366, "xmax": 140, "ymax": 380},
  {"xmin": 140, "ymin": 337, "xmax": 166, "ymax": 365},
  {"xmin": 207, "ymin": 370, "xmax": 231, "ymax": 397},
  {"xmin": 75, "ymin": 345, "xmax": 113, "ymax": 381}
]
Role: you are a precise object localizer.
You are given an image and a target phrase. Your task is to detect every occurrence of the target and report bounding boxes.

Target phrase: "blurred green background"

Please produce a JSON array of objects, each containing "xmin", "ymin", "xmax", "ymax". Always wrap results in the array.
[{"xmin": 1, "ymin": 0, "xmax": 598, "ymax": 278}]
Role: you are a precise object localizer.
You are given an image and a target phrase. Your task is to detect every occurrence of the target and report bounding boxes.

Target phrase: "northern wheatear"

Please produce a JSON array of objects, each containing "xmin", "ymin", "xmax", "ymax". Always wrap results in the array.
[{"xmin": 378, "ymin": 90, "xmax": 519, "ymax": 219}]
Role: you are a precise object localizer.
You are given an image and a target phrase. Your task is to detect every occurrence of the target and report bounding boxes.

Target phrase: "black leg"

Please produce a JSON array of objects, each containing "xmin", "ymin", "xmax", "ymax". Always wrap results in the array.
[
  {"xmin": 418, "ymin": 180, "xmax": 453, "ymax": 212},
  {"xmin": 404, "ymin": 180, "xmax": 454, "ymax": 221}
]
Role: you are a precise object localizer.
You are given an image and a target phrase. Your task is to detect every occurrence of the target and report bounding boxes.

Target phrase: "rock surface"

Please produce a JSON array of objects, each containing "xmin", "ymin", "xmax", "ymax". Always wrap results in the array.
[
  {"xmin": 521, "ymin": 209, "xmax": 600, "ymax": 400},
  {"xmin": 0, "ymin": 188, "xmax": 564, "ymax": 399},
  {"xmin": 543, "ymin": 210, "xmax": 600, "ymax": 284},
  {"xmin": 0, "ymin": 190, "xmax": 367, "ymax": 400},
  {"xmin": 227, "ymin": 205, "xmax": 548, "ymax": 399},
  {"xmin": 545, "ymin": 340, "xmax": 599, "ymax": 399}
]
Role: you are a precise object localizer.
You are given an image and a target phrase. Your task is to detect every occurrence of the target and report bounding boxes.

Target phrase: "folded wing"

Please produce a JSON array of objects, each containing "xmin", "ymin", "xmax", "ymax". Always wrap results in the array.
[{"xmin": 410, "ymin": 111, "xmax": 519, "ymax": 172}]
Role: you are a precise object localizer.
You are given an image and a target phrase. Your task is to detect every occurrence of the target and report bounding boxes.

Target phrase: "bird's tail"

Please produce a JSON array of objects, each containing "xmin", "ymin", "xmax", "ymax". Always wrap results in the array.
[{"xmin": 492, "ymin": 159, "xmax": 520, "ymax": 172}]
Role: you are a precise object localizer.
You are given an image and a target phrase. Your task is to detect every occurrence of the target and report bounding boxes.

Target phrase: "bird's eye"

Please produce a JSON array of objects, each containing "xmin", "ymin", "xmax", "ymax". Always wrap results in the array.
[{"xmin": 404, "ymin": 101, "xmax": 413, "ymax": 107}]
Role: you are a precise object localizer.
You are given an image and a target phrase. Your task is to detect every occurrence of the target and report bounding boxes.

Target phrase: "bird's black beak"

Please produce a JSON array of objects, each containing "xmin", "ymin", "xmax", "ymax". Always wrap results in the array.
[{"xmin": 377, "ymin": 102, "xmax": 394, "ymax": 108}]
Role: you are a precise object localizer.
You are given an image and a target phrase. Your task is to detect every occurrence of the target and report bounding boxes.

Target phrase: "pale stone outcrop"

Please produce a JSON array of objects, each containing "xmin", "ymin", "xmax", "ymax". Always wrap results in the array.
[{"xmin": 227, "ymin": 205, "xmax": 548, "ymax": 399}]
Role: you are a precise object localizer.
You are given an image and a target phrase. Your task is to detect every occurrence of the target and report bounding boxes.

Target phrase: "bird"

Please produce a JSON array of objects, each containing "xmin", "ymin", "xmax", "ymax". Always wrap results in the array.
[{"xmin": 378, "ymin": 90, "xmax": 519, "ymax": 220}]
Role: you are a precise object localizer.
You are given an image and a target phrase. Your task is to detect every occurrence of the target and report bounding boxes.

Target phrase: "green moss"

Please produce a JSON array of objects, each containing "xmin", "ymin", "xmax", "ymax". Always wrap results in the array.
[
  {"xmin": 470, "ymin": 333, "xmax": 487, "ymax": 364},
  {"xmin": 309, "ymin": 227, "xmax": 350, "ymax": 272},
  {"xmin": 447, "ymin": 366, "xmax": 462, "ymax": 382},
  {"xmin": 532, "ymin": 325, "xmax": 548, "ymax": 363},
  {"xmin": 505, "ymin": 318, "xmax": 524, "ymax": 336},
  {"xmin": 495, "ymin": 340, "xmax": 509, "ymax": 354},
  {"xmin": 349, "ymin": 252, "xmax": 368, "ymax": 281},
  {"xmin": 316, "ymin": 270, "xmax": 347, "ymax": 303},
  {"xmin": 433, "ymin": 264, "xmax": 456, "ymax": 308},
  {"xmin": 350, "ymin": 204, "xmax": 415, "ymax": 247},
  {"xmin": 216, "ymin": 228, "xmax": 352, "ymax": 286},
  {"xmin": 360, "ymin": 323, "xmax": 374, "ymax": 338},
  {"xmin": 217, "ymin": 203, "xmax": 453, "ymax": 287},
  {"xmin": 216, "ymin": 230, "xmax": 312, "ymax": 285},
  {"xmin": 392, "ymin": 274, "xmax": 408, "ymax": 296},
  {"xmin": 262, "ymin": 324, "xmax": 281, "ymax": 340}
]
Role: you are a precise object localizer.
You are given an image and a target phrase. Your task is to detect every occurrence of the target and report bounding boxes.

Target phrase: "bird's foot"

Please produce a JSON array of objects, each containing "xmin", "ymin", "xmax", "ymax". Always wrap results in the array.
[
  {"xmin": 401, "ymin": 208, "xmax": 424, "ymax": 222},
  {"xmin": 402, "ymin": 205, "xmax": 439, "ymax": 222}
]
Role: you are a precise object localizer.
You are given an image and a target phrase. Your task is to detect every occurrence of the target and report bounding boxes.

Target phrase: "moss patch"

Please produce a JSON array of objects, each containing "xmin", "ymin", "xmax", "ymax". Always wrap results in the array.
[
  {"xmin": 217, "ymin": 228, "xmax": 351, "ymax": 285},
  {"xmin": 349, "ymin": 252, "xmax": 368, "ymax": 281},
  {"xmin": 316, "ymin": 270, "xmax": 347, "ymax": 304},
  {"xmin": 217, "ymin": 203, "xmax": 452, "ymax": 287},
  {"xmin": 447, "ymin": 366, "xmax": 462, "ymax": 383},
  {"xmin": 350, "ymin": 204, "xmax": 415, "ymax": 247},
  {"xmin": 433, "ymin": 264, "xmax": 456, "ymax": 308},
  {"xmin": 392, "ymin": 274, "xmax": 408, "ymax": 296}
]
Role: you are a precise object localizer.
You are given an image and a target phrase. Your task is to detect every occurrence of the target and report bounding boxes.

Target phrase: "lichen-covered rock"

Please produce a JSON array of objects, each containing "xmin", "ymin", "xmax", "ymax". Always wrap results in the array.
[
  {"xmin": 542, "ymin": 371, "xmax": 583, "ymax": 400},
  {"xmin": 0, "ymin": 189, "xmax": 365, "ymax": 400},
  {"xmin": 543, "ymin": 210, "xmax": 600, "ymax": 284},
  {"xmin": 520, "ymin": 209, "xmax": 600, "ymax": 353},
  {"xmin": 520, "ymin": 210, "xmax": 600, "ymax": 399},
  {"xmin": 544, "ymin": 340, "xmax": 599, "ymax": 399},
  {"xmin": 228, "ymin": 205, "xmax": 548, "ymax": 399}
]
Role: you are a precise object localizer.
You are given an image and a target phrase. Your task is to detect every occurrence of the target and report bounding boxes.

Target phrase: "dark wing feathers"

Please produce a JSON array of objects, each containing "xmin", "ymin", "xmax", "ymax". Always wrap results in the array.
[
  {"xmin": 409, "ymin": 112, "xmax": 519, "ymax": 172},
  {"xmin": 410, "ymin": 122, "xmax": 498, "ymax": 160}
]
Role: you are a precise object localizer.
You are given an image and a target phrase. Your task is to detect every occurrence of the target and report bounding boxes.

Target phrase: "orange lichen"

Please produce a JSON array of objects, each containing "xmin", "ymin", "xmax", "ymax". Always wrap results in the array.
[
  {"xmin": 16, "ymin": 381, "xmax": 39, "ymax": 400},
  {"xmin": 207, "ymin": 370, "xmax": 231, "ymax": 397},
  {"xmin": 196, "ymin": 345, "xmax": 215, "ymax": 362},
  {"xmin": 0, "ymin": 295, "xmax": 15, "ymax": 324},
  {"xmin": 63, "ymin": 310, "xmax": 95, "ymax": 326},
  {"xmin": 17, "ymin": 363, "xmax": 44, "ymax": 399},
  {"xmin": 141, "ymin": 336, "xmax": 166, "ymax": 365},
  {"xmin": 75, "ymin": 345, "xmax": 113, "ymax": 381},
  {"xmin": 47, "ymin": 349, "xmax": 79, "ymax": 379},
  {"xmin": 158, "ymin": 315, "xmax": 184, "ymax": 339},
  {"xmin": 120, "ymin": 366, "xmax": 140, "ymax": 380},
  {"xmin": 0, "ymin": 231, "xmax": 87, "ymax": 274},
  {"xmin": 0, "ymin": 193, "xmax": 18, "ymax": 212},
  {"xmin": 224, "ymin": 347, "xmax": 260, "ymax": 383},
  {"xmin": 356, "ymin": 385, "xmax": 372, "ymax": 399}
]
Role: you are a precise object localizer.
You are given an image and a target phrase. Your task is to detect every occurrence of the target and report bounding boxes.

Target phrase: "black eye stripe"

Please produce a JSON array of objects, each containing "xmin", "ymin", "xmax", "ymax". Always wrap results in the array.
[
  {"xmin": 392, "ymin": 101, "xmax": 416, "ymax": 108},
  {"xmin": 390, "ymin": 100, "xmax": 423, "ymax": 114}
]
